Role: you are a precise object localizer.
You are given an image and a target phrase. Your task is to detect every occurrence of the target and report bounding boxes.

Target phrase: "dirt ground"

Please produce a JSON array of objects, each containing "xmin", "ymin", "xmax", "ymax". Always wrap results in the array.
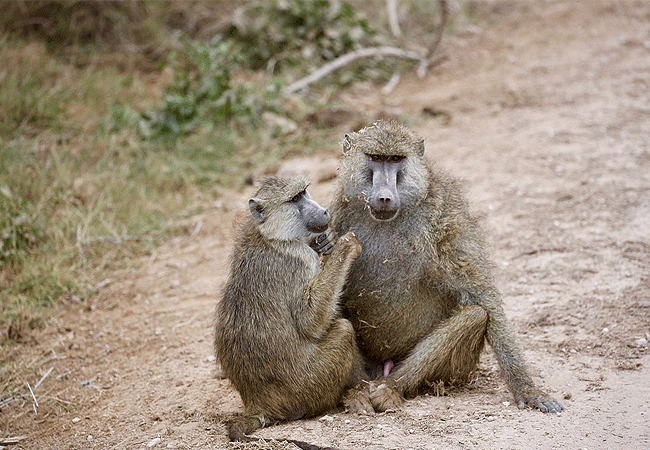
[{"xmin": 2, "ymin": 0, "xmax": 649, "ymax": 448}]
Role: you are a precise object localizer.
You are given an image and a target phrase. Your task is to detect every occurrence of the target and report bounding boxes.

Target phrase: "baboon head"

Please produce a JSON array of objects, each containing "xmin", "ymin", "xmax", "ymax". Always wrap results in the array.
[
  {"xmin": 249, "ymin": 176, "xmax": 330, "ymax": 242},
  {"xmin": 339, "ymin": 121, "xmax": 429, "ymax": 222}
]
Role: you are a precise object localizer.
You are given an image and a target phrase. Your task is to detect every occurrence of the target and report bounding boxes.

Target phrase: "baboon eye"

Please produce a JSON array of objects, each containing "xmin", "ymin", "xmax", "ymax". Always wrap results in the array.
[
  {"xmin": 289, "ymin": 191, "xmax": 304, "ymax": 203},
  {"xmin": 366, "ymin": 154, "xmax": 405, "ymax": 163}
]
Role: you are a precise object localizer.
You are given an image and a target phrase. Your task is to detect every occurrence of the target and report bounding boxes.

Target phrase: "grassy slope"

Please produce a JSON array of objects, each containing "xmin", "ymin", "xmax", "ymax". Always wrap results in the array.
[{"xmin": 0, "ymin": 6, "xmax": 241, "ymax": 341}]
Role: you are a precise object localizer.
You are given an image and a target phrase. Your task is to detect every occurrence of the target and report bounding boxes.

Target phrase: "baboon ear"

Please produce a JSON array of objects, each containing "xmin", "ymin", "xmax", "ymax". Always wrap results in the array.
[
  {"xmin": 417, "ymin": 138, "xmax": 425, "ymax": 157},
  {"xmin": 249, "ymin": 198, "xmax": 265, "ymax": 223},
  {"xmin": 342, "ymin": 133, "xmax": 352, "ymax": 154}
]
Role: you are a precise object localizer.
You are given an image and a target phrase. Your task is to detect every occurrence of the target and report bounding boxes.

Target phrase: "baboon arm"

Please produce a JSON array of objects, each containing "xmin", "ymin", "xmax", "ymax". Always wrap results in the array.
[
  {"xmin": 485, "ymin": 302, "xmax": 563, "ymax": 413},
  {"xmin": 295, "ymin": 234, "xmax": 360, "ymax": 339},
  {"xmin": 440, "ymin": 249, "xmax": 563, "ymax": 413},
  {"xmin": 484, "ymin": 303, "xmax": 534, "ymax": 391}
]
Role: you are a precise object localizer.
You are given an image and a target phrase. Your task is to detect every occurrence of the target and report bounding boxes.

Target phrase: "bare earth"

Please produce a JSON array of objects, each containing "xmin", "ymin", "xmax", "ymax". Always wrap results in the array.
[{"xmin": 2, "ymin": 1, "xmax": 649, "ymax": 449}]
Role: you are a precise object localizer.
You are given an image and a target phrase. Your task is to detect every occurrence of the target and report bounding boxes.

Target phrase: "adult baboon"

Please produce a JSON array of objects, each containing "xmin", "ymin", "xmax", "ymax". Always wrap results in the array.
[
  {"xmin": 214, "ymin": 176, "xmax": 370, "ymax": 450},
  {"xmin": 328, "ymin": 121, "xmax": 563, "ymax": 413}
]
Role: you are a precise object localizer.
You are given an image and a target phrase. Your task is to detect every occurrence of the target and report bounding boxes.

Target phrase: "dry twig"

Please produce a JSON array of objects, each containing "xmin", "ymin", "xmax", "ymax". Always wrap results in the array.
[
  {"xmin": 25, "ymin": 381, "xmax": 38, "ymax": 413},
  {"xmin": 0, "ymin": 436, "xmax": 27, "ymax": 445},
  {"xmin": 33, "ymin": 366, "xmax": 54, "ymax": 391}
]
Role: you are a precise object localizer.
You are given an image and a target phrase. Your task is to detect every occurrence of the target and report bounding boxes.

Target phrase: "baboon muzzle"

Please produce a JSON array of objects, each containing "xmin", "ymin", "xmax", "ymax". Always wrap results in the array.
[{"xmin": 369, "ymin": 162, "xmax": 401, "ymax": 221}]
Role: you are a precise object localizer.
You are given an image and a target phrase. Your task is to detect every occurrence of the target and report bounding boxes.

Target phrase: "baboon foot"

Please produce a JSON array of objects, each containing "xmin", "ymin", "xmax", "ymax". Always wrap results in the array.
[
  {"xmin": 369, "ymin": 381, "xmax": 404, "ymax": 412},
  {"xmin": 343, "ymin": 385, "xmax": 375, "ymax": 414},
  {"xmin": 514, "ymin": 388, "xmax": 564, "ymax": 413}
]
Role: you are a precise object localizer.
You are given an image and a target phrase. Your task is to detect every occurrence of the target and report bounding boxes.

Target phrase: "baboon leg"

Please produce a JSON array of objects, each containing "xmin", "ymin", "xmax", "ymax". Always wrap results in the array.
[
  {"xmin": 306, "ymin": 318, "xmax": 374, "ymax": 414},
  {"xmin": 329, "ymin": 320, "xmax": 376, "ymax": 414},
  {"xmin": 389, "ymin": 305, "xmax": 488, "ymax": 398}
]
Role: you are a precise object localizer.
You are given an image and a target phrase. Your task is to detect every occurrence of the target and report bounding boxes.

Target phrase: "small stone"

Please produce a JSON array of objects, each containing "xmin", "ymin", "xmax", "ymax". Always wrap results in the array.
[
  {"xmin": 502, "ymin": 401, "xmax": 511, "ymax": 407},
  {"xmin": 602, "ymin": 327, "xmax": 609, "ymax": 333},
  {"xmin": 634, "ymin": 338, "xmax": 647, "ymax": 348},
  {"xmin": 72, "ymin": 417, "xmax": 81, "ymax": 423},
  {"xmin": 319, "ymin": 414, "xmax": 334, "ymax": 423},
  {"xmin": 147, "ymin": 437, "xmax": 162, "ymax": 448}
]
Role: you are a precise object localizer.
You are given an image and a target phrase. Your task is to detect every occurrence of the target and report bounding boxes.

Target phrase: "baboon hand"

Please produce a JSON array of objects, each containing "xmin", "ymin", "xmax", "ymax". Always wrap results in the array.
[
  {"xmin": 310, "ymin": 228, "xmax": 336, "ymax": 255},
  {"xmin": 368, "ymin": 380, "xmax": 404, "ymax": 412},
  {"xmin": 337, "ymin": 231, "xmax": 362, "ymax": 258},
  {"xmin": 515, "ymin": 390, "xmax": 564, "ymax": 413},
  {"xmin": 343, "ymin": 385, "xmax": 375, "ymax": 414}
]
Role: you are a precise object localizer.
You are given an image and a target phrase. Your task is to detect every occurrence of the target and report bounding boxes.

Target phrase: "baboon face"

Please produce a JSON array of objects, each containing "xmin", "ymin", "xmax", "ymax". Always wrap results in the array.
[
  {"xmin": 249, "ymin": 176, "xmax": 330, "ymax": 241},
  {"xmin": 340, "ymin": 121, "xmax": 428, "ymax": 222},
  {"xmin": 364, "ymin": 154, "xmax": 406, "ymax": 221}
]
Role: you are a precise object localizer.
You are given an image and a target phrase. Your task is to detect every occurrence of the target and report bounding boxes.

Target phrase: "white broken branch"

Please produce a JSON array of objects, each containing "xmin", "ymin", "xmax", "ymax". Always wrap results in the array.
[
  {"xmin": 387, "ymin": 0, "xmax": 402, "ymax": 37},
  {"xmin": 284, "ymin": 46, "xmax": 422, "ymax": 95}
]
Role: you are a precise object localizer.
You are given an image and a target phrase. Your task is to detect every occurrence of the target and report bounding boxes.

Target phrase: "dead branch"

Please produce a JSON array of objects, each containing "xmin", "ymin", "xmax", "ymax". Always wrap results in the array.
[
  {"xmin": 284, "ymin": 0, "xmax": 450, "ymax": 94},
  {"xmin": 0, "ymin": 436, "xmax": 27, "ymax": 445},
  {"xmin": 387, "ymin": 0, "xmax": 402, "ymax": 37},
  {"xmin": 427, "ymin": 0, "xmax": 449, "ymax": 59},
  {"xmin": 417, "ymin": 54, "xmax": 448, "ymax": 79},
  {"xmin": 284, "ymin": 46, "xmax": 422, "ymax": 95}
]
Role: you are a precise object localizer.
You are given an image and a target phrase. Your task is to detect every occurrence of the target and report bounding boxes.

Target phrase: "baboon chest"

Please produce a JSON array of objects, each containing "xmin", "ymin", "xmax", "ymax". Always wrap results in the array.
[{"xmin": 343, "ymin": 228, "xmax": 454, "ymax": 362}]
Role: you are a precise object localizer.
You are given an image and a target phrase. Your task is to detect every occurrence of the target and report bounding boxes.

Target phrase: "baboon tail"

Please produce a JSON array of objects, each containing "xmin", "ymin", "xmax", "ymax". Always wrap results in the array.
[{"xmin": 227, "ymin": 414, "xmax": 337, "ymax": 450}]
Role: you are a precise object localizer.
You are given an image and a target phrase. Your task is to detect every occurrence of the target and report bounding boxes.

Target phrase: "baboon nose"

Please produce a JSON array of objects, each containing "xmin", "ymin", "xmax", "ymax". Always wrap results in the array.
[{"xmin": 378, "ymin": 196, "xmax": 392, "ymax": 204}]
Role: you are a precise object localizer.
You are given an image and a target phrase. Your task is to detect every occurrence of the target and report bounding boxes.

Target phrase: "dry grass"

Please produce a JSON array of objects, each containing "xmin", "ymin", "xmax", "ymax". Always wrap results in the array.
[{"xmin": 0, "ymin": 2, "xmax": 244, "ymax": 347}]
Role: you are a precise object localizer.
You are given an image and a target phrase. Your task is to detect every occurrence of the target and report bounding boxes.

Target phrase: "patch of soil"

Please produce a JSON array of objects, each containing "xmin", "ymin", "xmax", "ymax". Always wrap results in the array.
[{"xmin": 2, "ymin": 1, "xmax": 649, "ymax": 449}]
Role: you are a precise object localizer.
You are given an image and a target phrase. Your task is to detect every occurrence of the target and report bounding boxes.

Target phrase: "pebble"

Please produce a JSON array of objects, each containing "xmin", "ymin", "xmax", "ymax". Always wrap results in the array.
[
  {"xmin": 634, "ymin": 337, "xmax": 647, "ymax": 348},
  {"xmin": 319, "ymin": 415, "xmax": 334, "ymax": 423},
  {"xmin": 72, "ymin": 417, "xmax": 81, "ymax": 423},
  {"xmin": 147, "ymin": 437, "xmax": 162, "ymax": 448}
]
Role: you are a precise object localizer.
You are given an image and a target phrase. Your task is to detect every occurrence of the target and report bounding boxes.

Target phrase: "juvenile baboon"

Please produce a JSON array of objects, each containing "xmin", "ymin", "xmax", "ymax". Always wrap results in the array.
[
  {"xmin": 214, "ymin": 176, "xmax": 370, "ymax": 450},
  {"xmin": 327, "ymin": 121, "xmax": 563, "ymax": 413}
]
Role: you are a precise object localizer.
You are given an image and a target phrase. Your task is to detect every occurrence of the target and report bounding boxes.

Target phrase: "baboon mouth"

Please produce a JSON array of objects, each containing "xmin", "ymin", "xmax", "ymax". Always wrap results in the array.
[
  {"xmin": 370, "ymin": 208, "xmax": 398, "ymax": 221},
  {"xmin": 308, "ymin": 223, "xmax": 329, "ymax": 233}
]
